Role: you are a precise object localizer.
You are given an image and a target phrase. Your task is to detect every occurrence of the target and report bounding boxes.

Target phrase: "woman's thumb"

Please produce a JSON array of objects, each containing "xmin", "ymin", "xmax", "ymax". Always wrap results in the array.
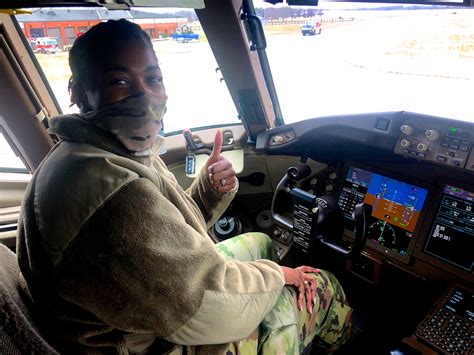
[{"xmin": 209, "ymin": 129, "xmax": 223, "ymax": 162}]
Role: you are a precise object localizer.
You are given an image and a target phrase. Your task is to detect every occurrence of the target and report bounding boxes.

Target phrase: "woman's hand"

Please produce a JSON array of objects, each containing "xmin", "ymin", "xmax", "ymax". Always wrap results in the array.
[
  {"xmin": 205, "ymin": 129, "xmax": 237, "ymax": 193},
  {"xmin": 280, "ymin": 265, "xmax": 320, "ymax": 314}
]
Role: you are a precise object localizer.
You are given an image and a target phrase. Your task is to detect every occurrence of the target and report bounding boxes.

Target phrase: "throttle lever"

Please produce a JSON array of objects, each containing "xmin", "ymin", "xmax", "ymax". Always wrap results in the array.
[{"xmin": 182, "ymin": 129, "xmax": 207, "ymax": 152}]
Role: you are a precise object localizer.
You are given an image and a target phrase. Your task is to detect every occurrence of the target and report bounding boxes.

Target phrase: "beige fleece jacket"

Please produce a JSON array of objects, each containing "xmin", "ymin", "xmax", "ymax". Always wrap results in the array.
[{"xmin": 16, "ymin": 115, "xmax": 284, "ymax": 354}]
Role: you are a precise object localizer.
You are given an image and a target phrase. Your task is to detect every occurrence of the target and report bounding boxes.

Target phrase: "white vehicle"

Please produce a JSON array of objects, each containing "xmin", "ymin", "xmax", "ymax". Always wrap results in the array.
[{"xmin": 31, "ymin": 37, "xmax": 59, "ymax": 53}]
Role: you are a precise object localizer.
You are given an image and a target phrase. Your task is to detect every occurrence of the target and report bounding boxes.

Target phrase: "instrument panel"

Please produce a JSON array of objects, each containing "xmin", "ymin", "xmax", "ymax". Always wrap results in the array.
[
  {"xmin": 309, "ymin": 162, "xmax": 474, "ymax": 278},
  {"xmin": 258, "ymin": 111, "xmax": 474, "ymax": 283},
  {"xmin": 306, "ymin": 161, "xmax": 474, "ymax": 286}
]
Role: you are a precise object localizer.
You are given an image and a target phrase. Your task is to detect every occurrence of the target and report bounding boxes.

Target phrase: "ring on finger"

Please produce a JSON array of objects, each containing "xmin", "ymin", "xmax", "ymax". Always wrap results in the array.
[{"xmin": 220, "ymin": 178, "xmax": 226, "ymax": 187}]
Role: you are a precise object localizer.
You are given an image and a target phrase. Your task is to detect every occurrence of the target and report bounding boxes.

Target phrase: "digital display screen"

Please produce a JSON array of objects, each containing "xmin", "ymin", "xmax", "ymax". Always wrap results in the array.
[
  {"xmin": 338, "ymin": 166, "xmax": 428, "ymax": 256},
  {"xmin": 424, "ymin": 185, "xmax": 474, "ymax": 272}
]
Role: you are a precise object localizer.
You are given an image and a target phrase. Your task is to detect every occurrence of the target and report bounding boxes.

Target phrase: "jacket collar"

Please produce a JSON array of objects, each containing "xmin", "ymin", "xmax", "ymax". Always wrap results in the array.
[{"xmin": 48, "ymin": 114, "xmax": 152, "ymax": 166}]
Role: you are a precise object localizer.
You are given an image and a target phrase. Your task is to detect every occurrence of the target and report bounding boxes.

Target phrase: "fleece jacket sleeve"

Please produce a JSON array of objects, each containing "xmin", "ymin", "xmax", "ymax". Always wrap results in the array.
[
  {"xmin": 53, "ymin": 178, "xmax": 284, "ymax": 345},
  {"xmin": 186, "ymin": 166, "xmax": 238, "ymax": 229}
]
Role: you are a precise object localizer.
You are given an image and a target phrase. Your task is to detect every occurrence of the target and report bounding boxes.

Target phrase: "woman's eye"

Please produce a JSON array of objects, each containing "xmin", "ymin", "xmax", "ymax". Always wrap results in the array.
[
  {"xmin": 148, "ymin": 76, "xmax": 163, "ymax": 84},
  {"xmin": 110, "ymin": 78, "xmax": 129, "ymax": 86}
]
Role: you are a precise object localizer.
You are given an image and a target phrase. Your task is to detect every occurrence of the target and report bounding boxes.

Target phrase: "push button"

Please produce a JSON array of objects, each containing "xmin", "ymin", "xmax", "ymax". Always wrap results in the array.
[{"xmin": 437, "ymin": 156, "xmax": 447, "ymax": 162}]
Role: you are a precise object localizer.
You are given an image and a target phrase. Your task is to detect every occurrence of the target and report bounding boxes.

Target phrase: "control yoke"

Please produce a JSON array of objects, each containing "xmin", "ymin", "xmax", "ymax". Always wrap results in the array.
[{"xmin": 271, "ymin": 164, "xmax": 372, "ymax": 259}]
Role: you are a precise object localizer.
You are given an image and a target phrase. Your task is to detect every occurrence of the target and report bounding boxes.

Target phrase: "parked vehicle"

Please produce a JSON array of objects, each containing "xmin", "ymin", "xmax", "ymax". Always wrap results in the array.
[
  {"xmin": 172, "ymin": 23, "xmax": 199, "ymax": 43},
  {"xmin": 300, "ymin": 21, "xmax": 322, "ymax": 36},
  {"xmin": 31, "ymin": 37, "xmax": 59, "ymax": 53},
  {"xmin": 171, "ymin": 32, "xmax": 199, "ymax": 43}
]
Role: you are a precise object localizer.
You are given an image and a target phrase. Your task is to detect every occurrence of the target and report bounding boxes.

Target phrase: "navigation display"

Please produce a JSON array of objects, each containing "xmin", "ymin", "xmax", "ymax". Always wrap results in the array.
[
  {"xmin": 338, "ymin": 166, "xmax": 428, "ymax": 257},
  {"xmin": 424, "ymin": 185, "xmax": 474, "ymax": 272}
]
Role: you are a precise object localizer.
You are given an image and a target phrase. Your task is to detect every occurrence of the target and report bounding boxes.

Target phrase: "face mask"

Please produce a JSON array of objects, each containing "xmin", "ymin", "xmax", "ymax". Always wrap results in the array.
[
  {"xmin": 158, "ymin": 126, "xmax": 167, "ymax": 155},
  {"xmin": 83, "ymin": 93, "xmax": 167, "ymax": 156}
]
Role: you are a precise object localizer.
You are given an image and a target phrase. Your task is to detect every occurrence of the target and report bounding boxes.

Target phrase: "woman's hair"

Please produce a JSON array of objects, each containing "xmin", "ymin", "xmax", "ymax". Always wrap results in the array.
[{"xmin": 68, "ymin": 19, "xmax": 154, "ymax": 108}]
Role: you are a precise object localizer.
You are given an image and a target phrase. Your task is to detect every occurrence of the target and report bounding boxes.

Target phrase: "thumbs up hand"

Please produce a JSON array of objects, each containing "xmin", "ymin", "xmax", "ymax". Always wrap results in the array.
[{"xmin": 206, "ymin": 129, "xmax": 237, "ymax": 192}]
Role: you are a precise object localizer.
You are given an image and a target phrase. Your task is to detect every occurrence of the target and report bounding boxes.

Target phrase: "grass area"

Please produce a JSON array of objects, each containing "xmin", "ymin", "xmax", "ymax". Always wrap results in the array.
[
  {"xmin": 263, "ymin": 24, "xmax": 300, "ymax": 35},
  {"xmin": 388, "ymin": 14, "xmax": 473, "ymax": 58},
  {"xmin": 36, "ymin": 51, "xmax": 71, "ymax": 82}
]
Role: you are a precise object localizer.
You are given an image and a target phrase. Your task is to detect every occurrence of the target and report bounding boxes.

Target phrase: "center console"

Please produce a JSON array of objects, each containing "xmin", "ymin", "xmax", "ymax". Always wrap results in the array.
[{"xmin": 412, "ymin": 286, "xmax": 473, "ymax": 354}]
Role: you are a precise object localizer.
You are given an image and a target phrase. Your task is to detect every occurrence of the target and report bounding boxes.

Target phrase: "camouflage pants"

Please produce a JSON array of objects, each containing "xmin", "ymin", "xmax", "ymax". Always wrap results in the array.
[
  {"xmin": 174, "ymin": 232, "xmax": 352, "ymax": 355},
  {"xmin": 218, "ymin": 232, "xmax": 352, "ymax": 354}
]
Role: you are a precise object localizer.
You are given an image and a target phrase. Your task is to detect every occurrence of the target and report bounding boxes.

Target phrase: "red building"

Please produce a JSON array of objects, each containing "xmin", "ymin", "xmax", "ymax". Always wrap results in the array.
[{"xmin": 16, "ymin": 8, "xmax": 187, "ymax": 48}]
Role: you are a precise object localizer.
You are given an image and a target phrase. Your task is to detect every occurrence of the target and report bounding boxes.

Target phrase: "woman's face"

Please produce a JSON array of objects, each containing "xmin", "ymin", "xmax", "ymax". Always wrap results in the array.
[{"xmin": 84, "ymin": 38, "xmax": 166, "ymax": 111}]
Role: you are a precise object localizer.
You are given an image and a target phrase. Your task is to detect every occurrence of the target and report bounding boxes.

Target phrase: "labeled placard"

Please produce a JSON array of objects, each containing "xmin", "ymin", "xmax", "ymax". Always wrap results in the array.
[{"xmin": 291, "ymin": 188, "xmax": 318, "ymax": 254}]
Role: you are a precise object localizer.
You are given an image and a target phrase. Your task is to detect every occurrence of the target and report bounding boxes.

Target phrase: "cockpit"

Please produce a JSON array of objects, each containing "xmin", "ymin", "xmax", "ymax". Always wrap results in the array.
[{"xmin": 0, "ymin": 0, "xmax": 473, "ymax": 354}]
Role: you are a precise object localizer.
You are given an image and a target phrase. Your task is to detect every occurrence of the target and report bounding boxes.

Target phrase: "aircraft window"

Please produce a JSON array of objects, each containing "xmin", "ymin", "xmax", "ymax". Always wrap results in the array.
[
  {"xmin": 257, "ymin": 1, "xmax": 474, "ymax": 123},
  {"xmin": 0, "ymin": 133, "xmax": 27, "ymax": 172},
  {"xmin": 15, "ymin": 8, "xmax": 239, "ymax": 134}
]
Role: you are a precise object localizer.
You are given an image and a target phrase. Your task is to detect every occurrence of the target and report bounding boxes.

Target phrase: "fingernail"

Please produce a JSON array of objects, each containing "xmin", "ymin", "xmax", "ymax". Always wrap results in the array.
[
  {"xmin": 313, "ymin": 297, "xmax": 316, "ymax": 304},
  {"xmin": 309, "ymin": 308, "xmax": 313, "ymax": 314}
]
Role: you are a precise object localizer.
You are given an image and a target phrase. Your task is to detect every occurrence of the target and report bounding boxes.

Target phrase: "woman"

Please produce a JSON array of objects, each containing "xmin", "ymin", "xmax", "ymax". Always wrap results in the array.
[{"xmin": 17, "ymin": 19, "xmax": 352, "ymax": 354}]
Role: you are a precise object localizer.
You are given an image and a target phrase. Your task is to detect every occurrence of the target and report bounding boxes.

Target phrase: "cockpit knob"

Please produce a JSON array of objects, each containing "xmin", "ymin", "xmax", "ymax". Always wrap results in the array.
[
  {"xmin": 325, "ymin": 184, "xmax": 334, "ymax": 192},
  {"xmin": 400, "ymin": 125, "xmax": 414, "ymax": 135},
  {"xmin": 329, "ymin": 172, "xmax": 337, "ymax": 180},
  {"xmin": 417, "ymin": 143, "xmax": 428, "ymax": 152},
  {"xmin": 425, "ymin": 129, "xmax": 440, "ymax": 141},
  {"xmin": 400, "ymin": 139, "xmax": 411, "ymax": 148}
]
